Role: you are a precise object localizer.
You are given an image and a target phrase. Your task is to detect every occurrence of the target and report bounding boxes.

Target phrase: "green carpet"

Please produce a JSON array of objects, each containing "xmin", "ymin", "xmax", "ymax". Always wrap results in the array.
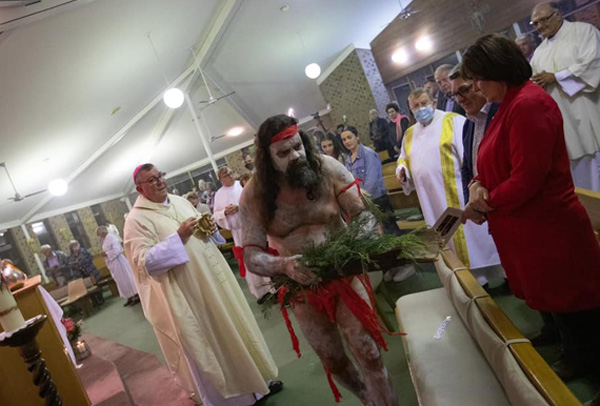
[{"xmin": 83, "ymin": 258, "xmax": 597, "ymax": 404}]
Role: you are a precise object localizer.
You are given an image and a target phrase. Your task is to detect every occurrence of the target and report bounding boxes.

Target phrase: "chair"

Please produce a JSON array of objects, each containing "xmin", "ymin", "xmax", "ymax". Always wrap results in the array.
[{"xmin": 61, "ymin": 278, "xmax": 93, "ymax": 316}]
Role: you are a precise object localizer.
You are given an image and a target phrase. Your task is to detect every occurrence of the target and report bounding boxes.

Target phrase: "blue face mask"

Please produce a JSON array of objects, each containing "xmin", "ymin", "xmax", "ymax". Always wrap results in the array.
[{"xmin": 414, "ymin": 105, "xmax": 435, "ymax": 124}]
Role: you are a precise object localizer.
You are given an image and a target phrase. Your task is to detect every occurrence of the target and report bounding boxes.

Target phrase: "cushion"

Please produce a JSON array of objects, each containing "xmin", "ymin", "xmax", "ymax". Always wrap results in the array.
[{"xmin": 396, "ymin": 288, "xmax": 510, "ymax": 406}]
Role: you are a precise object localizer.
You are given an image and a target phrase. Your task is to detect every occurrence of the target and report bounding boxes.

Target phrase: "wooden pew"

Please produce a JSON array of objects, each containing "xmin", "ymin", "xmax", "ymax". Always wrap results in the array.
[
  {"xmin": 396, "ymin": 249, "xmax": 580, "ymax": 406},
  {"xmin": 382, "ymin": 162, "xmax": 397, "ymax": 177},
  {"xmin": 378, "ymin": 150, "xmax": 390, "ymax": 162},
  {"xmin": 384, "ymin": 174, "xmax": 402, "ymax": 192}
]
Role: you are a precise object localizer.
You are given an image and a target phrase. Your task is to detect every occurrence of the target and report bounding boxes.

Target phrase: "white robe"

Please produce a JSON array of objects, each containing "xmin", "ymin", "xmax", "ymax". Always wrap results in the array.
[
  {"xmin": 124, "ymin": 194, "xmax": 277, "ymax": 406},
  {"xmin": 531, "ymin": 20, "xmax": 600, "ymax": 191},
  {"xmin": 214, "ymin": 181, "xmax": 272, "ymax": 299},
  {"xmin": 102, "ymin": 233, "xmax": 138, "ymax": 299},
  {"xmin": 397, "ymin": 110, "xmax": 504, "ymax": 283}
]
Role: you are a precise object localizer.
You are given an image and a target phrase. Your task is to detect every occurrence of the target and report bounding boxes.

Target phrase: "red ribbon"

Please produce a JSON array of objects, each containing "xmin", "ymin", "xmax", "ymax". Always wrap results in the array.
[
  {"xmin": 233, "ymin": 245, "xmax": 279, "ymax": 278},
  {"xmin": 271, "ymin": 124, "xmax": 298, "ymax": 144},
  {"xmin": 336, "ymin": 178, "xmax": 363, "ymax": 198}
]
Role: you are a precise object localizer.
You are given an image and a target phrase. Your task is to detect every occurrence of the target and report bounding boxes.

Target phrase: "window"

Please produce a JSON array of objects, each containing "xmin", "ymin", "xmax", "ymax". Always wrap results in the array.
[
  {"xmin": 90, "ymin": 204, "xmax": 107, "ymax": 227},
  {"xmin": 0, "ymin": 230, "xmax": 27, "ymax": 275},
  {"xmin": 64, "ymin": 212, "xmax": 91, "ymax": 249}
]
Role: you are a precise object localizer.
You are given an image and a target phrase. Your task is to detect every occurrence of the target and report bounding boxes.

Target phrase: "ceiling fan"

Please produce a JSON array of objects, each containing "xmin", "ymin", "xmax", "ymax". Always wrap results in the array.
[
  {"xmin": 0, "ymin": 162, "xmax": 45, "ymax": 201},
  {"xmin": 196, "ymin": 66, "xmax": 235, "ymax": 110}
]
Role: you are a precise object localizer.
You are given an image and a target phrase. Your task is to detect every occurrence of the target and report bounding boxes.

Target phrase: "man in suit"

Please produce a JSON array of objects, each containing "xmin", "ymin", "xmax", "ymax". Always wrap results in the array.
[
  {"xmin": 435, "ymin": 64, "xmax": 466, "ymax": 115},
  {"xmin": 448, "ymin": 65, "xmax": 498, "ymax": 202}
]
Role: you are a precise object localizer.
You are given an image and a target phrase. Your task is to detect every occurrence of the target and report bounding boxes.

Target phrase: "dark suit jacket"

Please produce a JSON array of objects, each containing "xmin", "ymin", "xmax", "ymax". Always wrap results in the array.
[
  {"xmin": 438, "ymin": 93, "xmax": 466, "ymax": 116},
  {"xmin": 461, "ymin": 103, "xmax": 499, "ymax": 202}
]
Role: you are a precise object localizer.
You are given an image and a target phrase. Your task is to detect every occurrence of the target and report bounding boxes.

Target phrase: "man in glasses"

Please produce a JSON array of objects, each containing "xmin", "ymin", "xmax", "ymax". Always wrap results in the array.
[
  {"xmin": 530, "ymin": 2, "xmax": 600, "ymax": 191},
  {"xmin": 449, "ymin": 64, "xmax": 499, "ymax": 202},
  {"xmin": 124, "ymin": 163, "xmax": 281, "ymax": 406}
]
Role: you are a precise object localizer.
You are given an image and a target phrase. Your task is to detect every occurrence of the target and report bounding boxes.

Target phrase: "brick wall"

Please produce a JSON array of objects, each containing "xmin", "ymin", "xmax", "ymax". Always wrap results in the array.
[
  {"xmin": 100, "ymin": 199, "xmax": 129, "ymax": 237},
  {"xmin": 76, "ymin": 207, "xmax": 102, "ymax": 255}
]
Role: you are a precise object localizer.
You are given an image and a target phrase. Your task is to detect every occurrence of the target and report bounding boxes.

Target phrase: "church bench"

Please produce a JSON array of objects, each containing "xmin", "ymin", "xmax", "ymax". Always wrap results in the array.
[
  {"xmin": 379, "ymin": 150, "xmax": 390, "ymax": 162},
  {"xmin": 382, "ymin": 162, "xmax": 397, "ymax": 177},
  {"xmin": 395, "ymin": 248, "xmax": 579, "ymax": 406},
  {"xmin": 576, "ymin": 187, "xmax": 600, "ymax": 241},
  {"xmin": 388, "ymin": 190, "xmax": 420, "ymax": 211},
  {"xmin": 384, "ymin": 174, "xmax": 402, "ymax": 192}
]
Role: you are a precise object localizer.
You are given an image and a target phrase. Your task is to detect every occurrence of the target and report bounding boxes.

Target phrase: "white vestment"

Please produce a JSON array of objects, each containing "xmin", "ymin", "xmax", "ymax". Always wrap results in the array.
[
  {"xmin": 531, "ymin": 20, "xmax": 600, "ymax": 191},
  {"xmin": 107, "ymin": 223, "xmax": 121, "ymax": 240},
  {"xmin": 397, "ymin": 110, "xmax": 504, "ymax": 283},
  {"xmin": 214, "ymin": 181, "xmax": 272, "ymax": 299},
  {"xmin": 102, "ymin": 233, "xmax": 138, "ymax": 299},
  {"xmin": 124, "ymin": 194, "xmax": 277, "ymax": 406}
]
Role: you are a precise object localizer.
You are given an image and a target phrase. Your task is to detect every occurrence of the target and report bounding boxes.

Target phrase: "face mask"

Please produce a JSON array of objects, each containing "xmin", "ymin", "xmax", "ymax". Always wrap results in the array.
[{"xmin": 414, "ymin": 105, "xmax": 435, "ymax": 124}]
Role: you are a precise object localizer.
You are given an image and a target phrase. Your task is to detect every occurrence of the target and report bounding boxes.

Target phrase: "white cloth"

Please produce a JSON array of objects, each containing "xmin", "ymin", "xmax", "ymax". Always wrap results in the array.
[
  {"xmin": 38, "ymin": 286, "xmax": 77, "ymax": 366},
  {"xmin": 102, "ymin": 233, "xmax": 138, "ymax": 299},
  {"xmin": 396, "ymin": 110, "xmax": 504, "ymax": 283},
  {"xmin": 107, "ymin": 224, "xmax": 120, "ymax": 240},
  {"xmin": 530, "ymin": 21, "xmax": 600, "ymax": 183},
  {"xmin": 571, "ymin": 151, "xmax": 600, "ymax": 191},
  {"xmin": 214, "ymin": 181, "xmax": 272, "ymax": 299},
  {"xmin": 124, "ymin": 194, "xmax": 277, "ymax": 404}
]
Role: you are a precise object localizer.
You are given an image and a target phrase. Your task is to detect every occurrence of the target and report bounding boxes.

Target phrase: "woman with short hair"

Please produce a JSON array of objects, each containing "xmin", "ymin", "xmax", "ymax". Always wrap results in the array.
[{"xmin": 461, "ymin": 34, "xmax": 600, "ymax": 398}]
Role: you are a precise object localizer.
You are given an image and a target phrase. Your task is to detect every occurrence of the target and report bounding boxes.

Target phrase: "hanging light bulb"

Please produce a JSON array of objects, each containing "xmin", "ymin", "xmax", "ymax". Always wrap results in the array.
[
  {"xmin": 163, "ymin": 88, "xmax": 184, "ymax": 109},
  {"xmin": 305, "ymin": 63, "xmax": 321, "ymax": 79},
  {"xmin": 48, "ymin": 179, "xmax": 68, "ymax": 196}
]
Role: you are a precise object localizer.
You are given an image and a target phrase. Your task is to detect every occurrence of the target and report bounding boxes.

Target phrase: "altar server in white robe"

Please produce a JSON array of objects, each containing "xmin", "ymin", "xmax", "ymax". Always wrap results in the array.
[
  {"xmin": 530, "ymin": 2, "xmax": 600, "ymax": 191},
  {"xmin": 396, "ymin": 88, "xmax": 504, "ymax": 285},
  {"xmin": 213, "ymin": 166, "xmax": 272, "ymax": 301},
  {"xmin": 96, "ymin": 226, "xmax": 139, "ymax": 306},
  {"xmin": 124, "ymin": 163, "xmax": 280, "ymax": 406}
]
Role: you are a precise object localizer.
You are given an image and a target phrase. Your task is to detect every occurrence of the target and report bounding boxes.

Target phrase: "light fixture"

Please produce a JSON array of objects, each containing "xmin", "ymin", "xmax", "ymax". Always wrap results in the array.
[
  {"xmin": 415, "ymin": 36, "xmax": 433, "ymax": 52},
  {"xmin": 226, "ymin": 127, "xmax": 244, "ymax": 137},
  {"xmin": 48, "ymin": 178, "xmax": 68, "ymax": 196},
  {"xmin": 163, "ymin": 88, "xmax": 184, "ymax": 109},
  {"xmin": 31, "ymin": 222, "xmax": 44, "ymax": 235},
  {"xmin": 391, "ymin": 48, "xmax": 409, "ymax": 64},
  {"xmin": 287, "ymin": 107, "xmax": 295, "ymax": 117},
  {"xmin": 280, "ymin": 5, "xmax": 290, "ymax": 12},
  {"xmin": 305, "ymin": 63, "xmax": 321, "ymax": 79}
]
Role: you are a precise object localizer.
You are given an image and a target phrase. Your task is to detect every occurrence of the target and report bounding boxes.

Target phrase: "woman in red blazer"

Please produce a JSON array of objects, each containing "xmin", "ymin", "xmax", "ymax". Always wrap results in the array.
[{"xmin": 461, "ymin": 34, "xmax": 600, "ymax": 400}]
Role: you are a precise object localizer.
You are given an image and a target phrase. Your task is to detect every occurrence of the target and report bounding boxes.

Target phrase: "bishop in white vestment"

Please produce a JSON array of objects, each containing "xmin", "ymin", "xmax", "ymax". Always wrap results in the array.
[
  {"xmin": 530, "ymin": 7, "xmax": 600, "ymax": 191},
  {"xmin": 397, "ymin": 105, "xmax": 504, "ymax": 285},
  {"xmin": 124, "ymin": 164, "xmax": 279, "ymax": 406},
  {"xmin": 97, "ymin": 227, "xmax": 138, "ymax": 303},
  {"xmin": 214, "ymin": 168, "xmax": 272, "ymax": 300}
]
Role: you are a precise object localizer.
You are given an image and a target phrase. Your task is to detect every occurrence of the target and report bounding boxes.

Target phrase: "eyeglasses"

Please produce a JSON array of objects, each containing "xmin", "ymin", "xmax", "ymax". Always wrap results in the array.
[
  {"xmin": 137, "ymin": 172, "xmax": 166, "ymax": 186},
  {"xmin": 450, "ymin": 84, "xmax": 473, "ymax": 99},
  {"xmin": 530, "ymin": 12, "xmax": 556, "ymax": 27}
]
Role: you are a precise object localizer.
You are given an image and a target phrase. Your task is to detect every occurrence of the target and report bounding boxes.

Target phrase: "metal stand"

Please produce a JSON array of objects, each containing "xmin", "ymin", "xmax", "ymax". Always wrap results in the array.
[{"xmin": 0, "ymin": 315, "xmax": 63, "ymax": 406}]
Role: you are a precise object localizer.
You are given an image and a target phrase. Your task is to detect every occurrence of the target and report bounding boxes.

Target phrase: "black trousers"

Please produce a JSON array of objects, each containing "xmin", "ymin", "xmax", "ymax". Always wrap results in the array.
[
  {"xmin": 372, "ymin": 194, "xmax": 405, "ymax": 236},
  {"xmin": 541, "ymin": 308, "xmax": 600, "ymax": 374}
]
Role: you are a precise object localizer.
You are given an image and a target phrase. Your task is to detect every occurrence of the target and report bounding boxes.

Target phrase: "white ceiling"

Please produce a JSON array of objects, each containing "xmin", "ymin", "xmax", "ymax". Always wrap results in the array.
[{"xmin": 0, "ymin": 0, "xmax": 403, "ymax": 229}]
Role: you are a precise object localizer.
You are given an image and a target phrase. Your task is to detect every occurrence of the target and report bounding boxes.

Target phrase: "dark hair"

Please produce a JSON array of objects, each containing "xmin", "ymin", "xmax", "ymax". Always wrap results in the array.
[
  {"xmin": 448, "ymin": 64, "xmax": 462, "ymax": 80},
  {"xmin": 336, "ymin": 124, "xmax": 345, "ymax": 131},
  {"xmin": 385, "ymin": 103, "xmax": 400, "ymax": 113},
  {"xmin": 461, "ymin": 34, "xmax": 532, "ymax": 86},
  {"xmin": 134, "ymin": 163, "xmax": 154, "ymax": 184},
  {"xmin": 342, "ymin": 125, "xmax": 359, "ymax": 137},
  {"xmin": 320, "ymin": 132, "xmax": 343, "ymax": 160},
  {"xmin": 255, "ymin": 114, "xmax": 324, "ymax": 225}
]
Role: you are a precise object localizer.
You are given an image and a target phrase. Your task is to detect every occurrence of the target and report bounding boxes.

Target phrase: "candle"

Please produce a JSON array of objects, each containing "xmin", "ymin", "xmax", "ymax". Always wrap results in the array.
[
  {"xmin": 0, "ymin": 282, "xmax": 26, "ymax": 333},
  {"xmin": 76, "ymin": 341, "xmax": 86, "ymax": 351}
]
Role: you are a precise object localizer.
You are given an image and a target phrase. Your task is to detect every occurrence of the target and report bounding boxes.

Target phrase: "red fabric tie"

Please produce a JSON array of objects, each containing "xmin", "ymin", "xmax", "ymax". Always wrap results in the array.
[
  {"xmin": 271, "ymin": 124, "xmax": 298, "ymax": 144},
  {"xmin": 336, "ymin": 178, "xmax": 363, "ymax": 198},
  {"xmin": 233, "ymin": 245, "xmax": 279, "ymax": 278}
]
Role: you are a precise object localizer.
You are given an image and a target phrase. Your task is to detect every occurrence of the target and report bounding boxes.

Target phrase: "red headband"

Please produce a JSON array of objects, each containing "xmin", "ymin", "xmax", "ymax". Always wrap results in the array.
[
  {"xmin": 133, "ymin": 164, "xmax": 145, "ymax": 182},
  {"xmin": 271, "ymin": 124, "xmax": 298, "ymax": 144}
]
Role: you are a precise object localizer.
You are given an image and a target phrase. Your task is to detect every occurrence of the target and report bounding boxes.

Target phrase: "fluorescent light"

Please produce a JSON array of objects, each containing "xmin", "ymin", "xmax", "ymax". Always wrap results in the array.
[
  {"xmin": 32, "ymin": 222, "xmax": 44, "ymax": 235},
  {"xmin": 226, "ymin": 127, "xmax": 244, "ymax": 137},
  {"xmin": 48, "ymin": 179, "xmax": 68, "ymax": 196},
  {"xmin": 391, "ymin": 48, "xmax": 409, "ymax": 64},
  {"xmin": 304, "ymin": 63, "xmax": 321, "ymax": 79},
  {"xmin": 415, "ymin": 36, "xmax": 433, "ymax": 52},
  {"xmin": 163, "ymin": 88, "xmax": 184, "ymax": 109}
]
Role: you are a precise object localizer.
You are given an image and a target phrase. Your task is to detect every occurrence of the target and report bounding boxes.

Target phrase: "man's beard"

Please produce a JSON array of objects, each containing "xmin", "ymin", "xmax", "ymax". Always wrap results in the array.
[{"xmin": 286, "ymin": 159, "xmax": 318, "ymax": 189}]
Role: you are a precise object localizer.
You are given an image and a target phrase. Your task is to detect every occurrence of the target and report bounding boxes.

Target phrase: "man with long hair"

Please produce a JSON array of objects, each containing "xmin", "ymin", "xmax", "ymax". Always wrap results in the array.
[{"xmin": 240, "ymin": 114, "xmax": 398, "ymax": 405}]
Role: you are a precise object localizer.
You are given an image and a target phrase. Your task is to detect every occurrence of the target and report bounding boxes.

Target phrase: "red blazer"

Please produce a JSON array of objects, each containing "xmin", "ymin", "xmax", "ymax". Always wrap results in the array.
[{"xmin": 476, "ymin": 81, "xmax": 600, "ymax": 313}]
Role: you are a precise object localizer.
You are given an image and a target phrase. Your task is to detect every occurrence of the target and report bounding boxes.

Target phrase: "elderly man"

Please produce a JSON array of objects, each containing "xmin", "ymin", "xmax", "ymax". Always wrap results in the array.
[
  {"xmin": 396, "ymin": 88, "xmax": 504, "ymax": 287},
  {"xmin": 530, "ymin": 2, "xmax": 600, "ymax": 191},
  {"xmin": 240, "ymin": 114, "xmax": 398, "ymax": 405},
  {"xmin": 40, "ymin": 245, "xmax": 72, "ymax": 286},
  {"xmin": 434, "ymin": 64, "xmax": 466, "ymax": 115},
  {"xmin": 96, "ymin": 226, "xmax": 139, "ymax": 307},
  {"xmin": 213, "ymin": 166, "xmax": 273, "ymax": 303},
  {"xmin": 449, "ymin": 65, "xmax": 500, "ymax": 202},
  {"xmin": 515, "ymin": 33, "xmax": 537, "ymax": 61},
  {"xmin": 124, "ymin": 164, "xmax": 281, "ymax": 406}
]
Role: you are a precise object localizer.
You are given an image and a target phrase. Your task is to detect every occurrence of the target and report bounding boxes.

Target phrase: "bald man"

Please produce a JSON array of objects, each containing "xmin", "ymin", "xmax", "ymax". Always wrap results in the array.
[{"xmin": 530, "ymin": 2, "xmax": 600, "ymax": 192}]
